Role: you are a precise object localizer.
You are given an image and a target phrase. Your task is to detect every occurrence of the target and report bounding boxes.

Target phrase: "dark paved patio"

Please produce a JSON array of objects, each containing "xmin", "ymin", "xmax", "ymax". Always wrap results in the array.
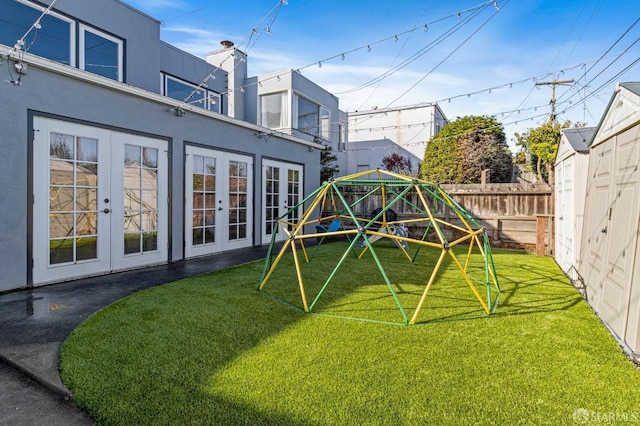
[{"xmin": 0, "ymin": 246, "xmax": 271, "ymax": 425}]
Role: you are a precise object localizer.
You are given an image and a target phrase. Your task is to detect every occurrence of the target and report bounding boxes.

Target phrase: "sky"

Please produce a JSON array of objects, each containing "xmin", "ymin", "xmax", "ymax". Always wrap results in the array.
[{"xmin": 126, "ymin": 0, "xmax": 640, "ymax": 150}]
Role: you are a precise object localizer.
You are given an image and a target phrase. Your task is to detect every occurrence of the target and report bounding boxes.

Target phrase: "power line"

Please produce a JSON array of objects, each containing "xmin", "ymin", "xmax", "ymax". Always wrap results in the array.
[
  {"xmin": 535, "ymin": 79, "xmax": 575, "ymax": 123},
  {"xmin": 384, "ymin": 0, "xmax": 508, "ymax": 109}
]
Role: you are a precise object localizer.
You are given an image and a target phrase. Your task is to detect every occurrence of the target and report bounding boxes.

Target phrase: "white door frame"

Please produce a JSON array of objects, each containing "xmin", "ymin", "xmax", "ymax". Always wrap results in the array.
[
  {"xmin": 261, "ymin": 159, "xmax": 303, "ymax": 244},
  {"xmin": 32, "ymin": 117, "xmax": 168, "ymax": 285},
  {"xmin": 184, "ymin": 146, "xmax": 253, "ymax": 258}
]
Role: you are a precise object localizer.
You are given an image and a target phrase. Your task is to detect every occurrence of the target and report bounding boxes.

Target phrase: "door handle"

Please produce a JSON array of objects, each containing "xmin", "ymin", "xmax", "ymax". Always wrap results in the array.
[
  {"xmin": 102, "ymin": 208, "xmax": 111, "ymax": 213},
  {"xmin": 218, "ymin": 207, "xmax": 223, "ymax": 211}
]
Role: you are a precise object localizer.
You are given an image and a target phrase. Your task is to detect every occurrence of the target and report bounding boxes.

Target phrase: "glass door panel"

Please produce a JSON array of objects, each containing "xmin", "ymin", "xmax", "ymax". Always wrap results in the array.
[
  {"xmin": 185, "ymin": 147, "xmax": 253, "ymax": 258},
  {"xmin": 262, "ymin": 160, "xmax": 303, "ymax": 244},
  {"xmin": 33, "ymin": 117, "xmax": 168, "ymax": 285}
]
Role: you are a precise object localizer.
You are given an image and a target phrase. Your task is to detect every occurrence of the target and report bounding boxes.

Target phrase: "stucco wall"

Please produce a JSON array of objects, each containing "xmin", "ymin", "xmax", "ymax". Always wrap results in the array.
[{"xmin": 0, "ymin": 61, "xmax": 319, "ymax": 291}]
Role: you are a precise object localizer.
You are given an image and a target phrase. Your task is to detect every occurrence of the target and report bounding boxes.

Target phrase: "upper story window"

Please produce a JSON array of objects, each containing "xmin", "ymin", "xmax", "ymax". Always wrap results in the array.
[
  {"xmin": 296, "ymin": 95, "xmax": 319, "ymax": 135},
  {"xmin": 79, "ymin": 24, "xmax": 123, "ymax": 81},
  {"xmin": 321, "ymin": 107, "xmax": 330, "ymax": 140},
  {"xmin": 338, "ymin": 123, "xmax": 346, "ymax": 152},
  {"xmin": 0, "ymin": 0, "xmax": 124, "ymax": 82},
  {"xmin": 260, "ymin": 92, "xmax": 288, "ymax": 129},
  {"xmin": 0, "ymin": 0, "xmax": 75, "ymax": 66},
  {"xmin": 162, "ymin": 74, "xmax": 221, "ymax": 113},
  {"xmin": 295, "ymin": 94, "xmax": 332, "ymax": 140}
]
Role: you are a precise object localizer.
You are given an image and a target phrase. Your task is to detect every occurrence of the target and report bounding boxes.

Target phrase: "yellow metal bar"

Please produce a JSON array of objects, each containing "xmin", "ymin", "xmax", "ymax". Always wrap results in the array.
[
  {"xmin": 447, "ymin": 250, "xmax": 490, "ymax": 314},
  {"xmin": 415, "ymin": 185, "xmax": 446, "ymax": 246},
  {"xmin": 409, "ymin": 249, "xmax": 448, "ymax": 324},
  {"xmin": 300, "ymin": 236, "xmax": 309, "ymax": 263},
  {"xmin": 433, "ymin": 217, "xmax": 475, "ymax": 234},
  {"xmin": 463, "ymin": 237, "xmax": 474, "ymax": 272},
  {"xmin": 437, "ymin": 187, "xmax": 474, "ymax": 232},
  {"xmin": 258, "ymin": 239, "xmax": 292, "ymax": 290},
  {"xmin": 294, "ymin": 229, "xmax": 359, "ymax": 240},
  {"xmin": 448, "ymin": 228, "xmax": 483, "ymax": 247},
  {"xmin": 294, "ymin": 184, "xmax": 331, "ymax": 234},
  {"xmin": 290, "ymin": 240, "xmax": 309, "ymax": 312}
]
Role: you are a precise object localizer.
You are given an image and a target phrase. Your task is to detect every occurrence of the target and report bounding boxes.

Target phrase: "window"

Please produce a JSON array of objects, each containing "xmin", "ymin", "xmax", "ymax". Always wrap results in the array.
[
  {"xmin": 294, "ymin": 94, "xmax": 332, "ymax": 139},
  {"xmin": 321, "ymin": 107, "xmax": 330, "ymax": 140},
  {"xmin": 296, "ymin": 95, "xmax": 319, "ymax": 135},
  {"xmin": 260, "ymin": 92, "xmax": 288, "ymax": 129},
  {"xmin": 163, "ymin": 74, "xmax": 221, "ymax": 113},
  {"xmin": 338, "ymin": 123, "xmax": 346, "ymax": 152},
  {"xmin": 79, "ymin": 24, "xmax": 123, "ymax": 82},
  {"xmin": 0, "ymin": 1, "xmax": 126, "ymax": 81},
  {"xmin": 0, "ymin": 0, "xmax": 75, "ymax": 65}
]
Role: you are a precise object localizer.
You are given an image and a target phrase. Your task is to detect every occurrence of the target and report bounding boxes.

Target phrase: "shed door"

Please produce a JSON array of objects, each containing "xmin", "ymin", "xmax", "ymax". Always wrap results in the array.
[
  {"xmin": 33, "ymin": 117, "xmax": 168, "ymax": 285},
  {"xmin": 555, "ymin": 157, "xmax": 575, "ymax": 278},
  {"xmin": 598, "ymin": 131, "xmax": 640, "ymax": 335},
  {"xmin": 580, "ymin": 140, "xmax": 614, "ymax": 307}
]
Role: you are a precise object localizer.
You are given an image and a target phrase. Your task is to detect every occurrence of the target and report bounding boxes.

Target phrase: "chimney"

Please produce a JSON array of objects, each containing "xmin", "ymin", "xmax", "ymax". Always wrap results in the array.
[{"xmin": 206, "ymin": 41, "xmax": 247, "ymax": 120}]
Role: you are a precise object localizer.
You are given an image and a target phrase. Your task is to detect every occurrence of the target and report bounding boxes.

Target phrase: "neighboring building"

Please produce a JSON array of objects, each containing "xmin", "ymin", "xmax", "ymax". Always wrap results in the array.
[
  {"xmin": 579, "ymin": 82, "xmax": 640, "ymax": 355},
  {"xmin": 347, "ymin": 103, "xmax": 448, "ymax": 175},
  {"xmin": 554, "ymin": 127, "xmax": 594, "ymax": 281},
  {"xmin": 0, "ymin": 0, "xmax": 326, "ymax": 291}
]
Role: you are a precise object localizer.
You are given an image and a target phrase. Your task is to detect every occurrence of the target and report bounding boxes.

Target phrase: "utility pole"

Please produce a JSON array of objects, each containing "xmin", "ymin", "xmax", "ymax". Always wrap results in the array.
[{"xmin": 535, "ymin": 79, "xmax": 574, "ymax": 123}]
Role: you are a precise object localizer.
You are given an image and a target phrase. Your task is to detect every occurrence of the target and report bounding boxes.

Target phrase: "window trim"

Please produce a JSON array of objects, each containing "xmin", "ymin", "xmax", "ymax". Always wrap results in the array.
[
  {"xmin": 259, "ymin": 91, "xmax": 290, "ymax": 130},
  {"xmin": 162, "ymin": 73, "xmax": 221, "ymax": 113},
  {"xmin": 78, "ymin": 23, "xmax": 123, "ymax": 82},
  {"xmin": 320, "ymin": 106, "xmax": 331, "ymax": 140},
  {"xmin": 293, "ymin": 92, "xmax": 332, "ymax": 140},
  {"xmin": 11, "ymin": 0, "xmax": 76, "ymax": 66}
]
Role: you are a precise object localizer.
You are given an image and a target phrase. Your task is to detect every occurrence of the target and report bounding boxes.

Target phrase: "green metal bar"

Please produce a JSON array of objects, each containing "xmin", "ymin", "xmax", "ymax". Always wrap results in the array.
[
  {"xmin": 308, "ymin": 235, "xmax": 363, "ymax": 312},
  {"xmin": 260, "ymin": 220, "xmax": 282, "ymax": 283},
  {"xmin": 364, "ymin": 240, "xmax": 410, "ymax": 325},
  {"xmin": 309, "ymin": 312, "xmax": 407, "ymax": 327},
  {"xmin": 259, "ymin": 289, "xmax": 307, "ymax": 313},
  {"xmin": 411, "ymin": 221, "xmax": 432, "ymax": 262}
]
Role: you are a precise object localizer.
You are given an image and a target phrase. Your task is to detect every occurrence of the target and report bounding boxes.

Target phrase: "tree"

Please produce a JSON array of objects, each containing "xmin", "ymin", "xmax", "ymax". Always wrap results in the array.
[
  {"xmin": 514, "ymin": 120, "xmax": 583, "ymax": 185},
  {"xmin": 381, "ymin": 153, "xmax": 414, "ymax": 175},
  {"xmin": 420, "ymin": 115, "xmax": 512, "ymax": 183},
  {"xmin": 320, "ymin": 144, "xmax": 339, "ymax": 182}
]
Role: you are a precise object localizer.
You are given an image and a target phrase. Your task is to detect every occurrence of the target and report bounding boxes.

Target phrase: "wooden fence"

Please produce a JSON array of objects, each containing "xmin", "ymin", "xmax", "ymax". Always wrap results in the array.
[{"xmin": 333, "ymin": 183, "xmax": 554, "ymax": 253}]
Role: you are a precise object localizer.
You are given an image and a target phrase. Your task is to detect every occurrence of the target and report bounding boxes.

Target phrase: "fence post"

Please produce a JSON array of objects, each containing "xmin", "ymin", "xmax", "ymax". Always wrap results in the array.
[{"xmin": 536, "ymin": 215, "xmax": 546, "ymax": 256}]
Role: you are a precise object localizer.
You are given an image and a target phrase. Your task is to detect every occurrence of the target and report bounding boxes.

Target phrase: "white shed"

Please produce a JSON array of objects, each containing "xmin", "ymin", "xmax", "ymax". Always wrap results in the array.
[
  {"xmin": 554, "ymin": 127, "xmax": 594, "ymax": 280},
  {"xmin": 579, "ymin": 82, "xmax": 640, "ymax": 354}
]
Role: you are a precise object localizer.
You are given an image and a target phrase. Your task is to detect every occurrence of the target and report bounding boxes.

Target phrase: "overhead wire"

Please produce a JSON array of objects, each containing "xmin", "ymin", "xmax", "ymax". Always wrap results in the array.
[
  {"xmin": 338, "ymin": 5, "xmax": 485, "ymax": 95},
  {"xmin": 353, "ymin": 1, "xmax": 433, "ymax": 111},
  {"xmin": 386, "ymin": 0, "xmax": 508, "ymax": 109},
  {"xmin": 180, "ymin": 0, "xmax": 288, "ymax": 109}
]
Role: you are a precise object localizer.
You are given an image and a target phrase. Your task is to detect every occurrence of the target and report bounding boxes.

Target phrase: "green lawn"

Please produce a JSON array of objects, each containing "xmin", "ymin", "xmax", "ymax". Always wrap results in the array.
[{"xmin": 60, "ymin": 242, "xmax": 640, "ymax": 425}]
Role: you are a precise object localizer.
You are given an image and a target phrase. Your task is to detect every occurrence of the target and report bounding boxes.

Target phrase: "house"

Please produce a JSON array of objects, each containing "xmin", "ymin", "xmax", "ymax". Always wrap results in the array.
[
  {"xmin": 0, "ymin": 0, "xmax": 335, "ymax": 291},
  {"xmin": 579, "ymin": 82, "xmax": 640, "ymax": 354},
  {"xmin": 553, "ymin": 127, "xmax": 594, "ymax": 280},
  {"xmin": 346, "ymin": 103, "xmax": 448, "ymax": 175},
  {"xmin": 241, "ymin": 68, "xmax": 349, "ymax": 177}
]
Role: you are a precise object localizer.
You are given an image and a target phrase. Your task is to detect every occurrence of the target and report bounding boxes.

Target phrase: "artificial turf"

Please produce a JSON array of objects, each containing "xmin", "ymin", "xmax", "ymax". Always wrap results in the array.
[{"xmin": 60, "ymin": 242, "xmax": 640, "ymax": 425}]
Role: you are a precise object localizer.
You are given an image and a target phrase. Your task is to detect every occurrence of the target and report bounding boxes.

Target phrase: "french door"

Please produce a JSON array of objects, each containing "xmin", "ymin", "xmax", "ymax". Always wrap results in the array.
[
  {"xmin": 32, "ymin": 117, "xmax": 168, "ymax": 285},
  {"xmin": 262, "ymin": 159, "xmax": 303, "ymax": 244},
  {"xmin": 184, "ymin": 146, "xmax": 253, "ymax": 258}
]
